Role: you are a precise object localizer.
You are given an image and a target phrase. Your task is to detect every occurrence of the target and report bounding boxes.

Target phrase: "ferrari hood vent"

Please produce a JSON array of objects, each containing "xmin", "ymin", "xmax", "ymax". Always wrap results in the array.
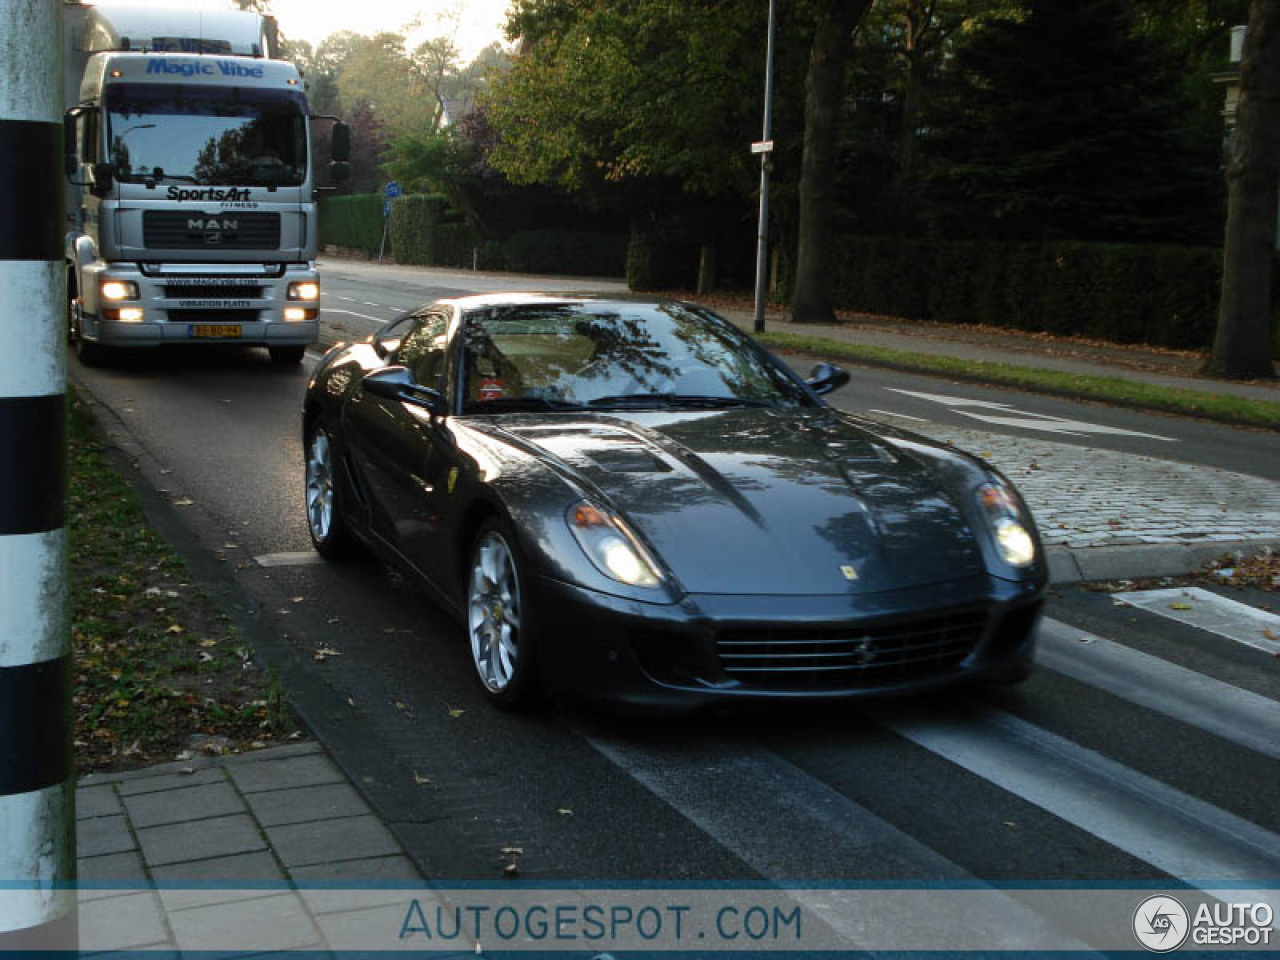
[{"xmin": 585, "ymin": 447, "xmax": 671, "ymax": 474}]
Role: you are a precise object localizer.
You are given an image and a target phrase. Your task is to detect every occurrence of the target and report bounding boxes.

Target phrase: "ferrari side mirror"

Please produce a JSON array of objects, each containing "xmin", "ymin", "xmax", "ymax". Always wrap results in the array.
[
  {"xmin": 805, "ymin": 362, "xmax": 850, "ymax": 396},
  {"xmin": 362, "ymin": 366, "xmax": 446, "ymax": 415}
]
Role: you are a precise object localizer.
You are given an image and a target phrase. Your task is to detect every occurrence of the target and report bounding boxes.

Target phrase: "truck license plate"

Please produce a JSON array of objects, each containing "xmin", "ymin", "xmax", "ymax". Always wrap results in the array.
[{"xmin": 189, "ymin": 324, "xmax": 242, "ymax": 339}]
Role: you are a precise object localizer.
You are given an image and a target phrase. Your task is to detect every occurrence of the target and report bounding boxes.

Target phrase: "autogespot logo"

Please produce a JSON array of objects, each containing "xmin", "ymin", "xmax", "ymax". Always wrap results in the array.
[{"xmin": 1133, "ymin": 895, "xmax": 1190, "ymax": 952}]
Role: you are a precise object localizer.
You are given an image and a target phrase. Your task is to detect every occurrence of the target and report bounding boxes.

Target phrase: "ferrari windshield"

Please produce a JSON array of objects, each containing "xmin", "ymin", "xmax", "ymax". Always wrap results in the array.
[
  {"xmin": 104, "ymin": 83, "xmax": 307, "ymax": 186},
  {"xmin": 459, "ymin": 302, "xmax": 815, "ymax": 412}
]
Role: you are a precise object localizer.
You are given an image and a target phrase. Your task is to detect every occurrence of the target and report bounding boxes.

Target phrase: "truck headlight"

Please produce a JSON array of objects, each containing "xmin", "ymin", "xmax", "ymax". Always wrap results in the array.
[
  {"xmin": 567, "ymin": 501, "xmax": 662, "ymax": 588},
  {"xmin": 976, "ymin": 482, "xmax": 1037, "ymax": 568},
  {"xmin": 287, "ymin": 281, "xmax": 319, "ymax": 301},
  {"xmin": 101, "ymin": 280, "xmax": 138, "ymax": 301}
]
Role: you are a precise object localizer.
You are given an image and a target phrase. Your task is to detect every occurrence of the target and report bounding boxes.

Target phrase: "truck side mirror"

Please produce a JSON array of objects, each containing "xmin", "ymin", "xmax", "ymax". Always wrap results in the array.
[
  {"xmin": 330, "ymin": 161, "xmax": 349, "ymax": 183},
  {"xmin": 90, "ymin": 162, "xmax": 114, "ymax": 196},
  {"xmin": 331, "ymin": 122, "xmax": 350, "ymax": 163},
  {"xmin": 63, "ymin": 115, "xmax": 78, "ymax": 176}
]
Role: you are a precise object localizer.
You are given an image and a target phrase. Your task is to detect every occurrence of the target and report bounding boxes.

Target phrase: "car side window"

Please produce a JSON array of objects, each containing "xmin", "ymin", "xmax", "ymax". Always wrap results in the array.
[{"xmin": 392, "ymin": 312, "xmax": 451, "ymax": 390}]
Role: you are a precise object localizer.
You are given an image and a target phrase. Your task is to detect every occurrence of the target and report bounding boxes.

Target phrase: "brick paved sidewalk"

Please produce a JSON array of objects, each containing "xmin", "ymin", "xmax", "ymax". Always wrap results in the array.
[{"xmin": 75, "ymin": 741, "xmax": 467, "ymax": 956}]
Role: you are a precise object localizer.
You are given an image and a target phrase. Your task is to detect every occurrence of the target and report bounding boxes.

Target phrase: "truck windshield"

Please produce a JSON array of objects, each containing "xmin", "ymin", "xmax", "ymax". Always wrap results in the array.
[{"xmin": 105, "ymin": 83, "xmax": 307, "ymax": 187}]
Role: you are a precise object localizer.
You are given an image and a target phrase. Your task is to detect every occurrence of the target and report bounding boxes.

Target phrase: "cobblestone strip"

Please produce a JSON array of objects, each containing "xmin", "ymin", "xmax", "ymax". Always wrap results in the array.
[{"xmin": 906, "ymin": 424, "xmax": 1280, "ymax": 550}]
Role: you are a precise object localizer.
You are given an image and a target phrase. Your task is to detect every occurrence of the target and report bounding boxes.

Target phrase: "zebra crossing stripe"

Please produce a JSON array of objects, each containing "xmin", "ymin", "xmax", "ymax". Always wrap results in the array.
[
  {"xmin": 1038, "ymin": 616, "xmax": 1280, "ymax": 762},
  {"xmin": 869, "ymin": 702, "xmax": 1280, "ymax": 885},
  {"xmin": 576, "ymin": 730, "xmax": 1093, "ymax": 951}
]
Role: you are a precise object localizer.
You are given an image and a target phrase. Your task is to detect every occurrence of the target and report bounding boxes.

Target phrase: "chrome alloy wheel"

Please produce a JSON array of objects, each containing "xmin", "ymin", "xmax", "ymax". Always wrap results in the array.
[
  {"xmin": 305, "ymin": 429, "xmax": 337, "ymax": 544},
  {"xmin": 468, "ymin": 531, "xmax": 522, "ymax": 693}
]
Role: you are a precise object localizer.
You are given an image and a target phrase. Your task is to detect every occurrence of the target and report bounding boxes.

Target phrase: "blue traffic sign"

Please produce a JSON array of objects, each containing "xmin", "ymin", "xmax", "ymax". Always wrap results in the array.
[{"xmin": 385, "ymin": 181, "xmax": 402, "ymax": 198}]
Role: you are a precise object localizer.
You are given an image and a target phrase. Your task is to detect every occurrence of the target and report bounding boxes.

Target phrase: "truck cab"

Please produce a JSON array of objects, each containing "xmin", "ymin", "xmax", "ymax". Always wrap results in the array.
[{"xmin": 63, "ymin": 4, "xmax": 349, "ymax": 365}]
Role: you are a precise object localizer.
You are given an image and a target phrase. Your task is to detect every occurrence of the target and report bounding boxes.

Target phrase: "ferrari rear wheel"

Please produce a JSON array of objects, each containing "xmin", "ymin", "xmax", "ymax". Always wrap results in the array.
[
  {"xmin": 305, "ymin": 424, "xmax": 355, "ymax": 559},
  {"xmin": 467, "ymin": 519, "xmax": 538, "ymax": 709}
]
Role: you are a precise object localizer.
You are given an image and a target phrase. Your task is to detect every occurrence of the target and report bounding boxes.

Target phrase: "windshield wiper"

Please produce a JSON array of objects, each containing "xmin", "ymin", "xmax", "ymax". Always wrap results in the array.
[
  {"xmin": 586, "ymin": 393, "xmax": 772, "ymax": 409},
  {"xmin": 468, "ymin": 396, "xmax": 585, "ymax": 413}
]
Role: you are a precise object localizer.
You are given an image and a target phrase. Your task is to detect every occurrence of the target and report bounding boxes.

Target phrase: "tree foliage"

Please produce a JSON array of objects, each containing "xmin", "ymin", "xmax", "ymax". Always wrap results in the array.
[
  {"xmin": 921, "ymin": 0, "xmax": 1221, "ymax": 244},
  {"xmin": 487, "ymin": 0, "xmax": 767, "ymax": 202}
]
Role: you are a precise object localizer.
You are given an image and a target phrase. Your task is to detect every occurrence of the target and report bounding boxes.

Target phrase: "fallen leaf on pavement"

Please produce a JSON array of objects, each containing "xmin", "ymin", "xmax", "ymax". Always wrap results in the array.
[
  {"xmin": 413, "ymin": 771, "xmax": 432, "ymax": 785},
  {"xmin": 314, "ymin": 646, "xmax": 342, "ymax": 662}
]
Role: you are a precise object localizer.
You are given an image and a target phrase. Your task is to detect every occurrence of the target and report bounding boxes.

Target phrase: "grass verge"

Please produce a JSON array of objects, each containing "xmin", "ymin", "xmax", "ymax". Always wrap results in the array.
[
  {"xmin": 69, "ymin": 390, "xmax": 297, "ymax": 771},
  {"xmin": 756, "ymin": 331, "xmax": 1280, "ymax": 430}
]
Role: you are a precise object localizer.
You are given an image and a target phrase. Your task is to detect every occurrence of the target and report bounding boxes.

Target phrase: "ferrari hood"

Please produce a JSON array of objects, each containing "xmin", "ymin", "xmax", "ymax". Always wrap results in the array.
[{"xmin": 501, "ymin": 408, "xmax": 986, "ymax": 595}]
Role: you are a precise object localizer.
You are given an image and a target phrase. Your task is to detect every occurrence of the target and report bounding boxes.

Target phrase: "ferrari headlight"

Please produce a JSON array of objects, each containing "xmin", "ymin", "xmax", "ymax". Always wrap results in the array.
[
  {"xmin": 567, "ymin": 501, "xmax": 662, "ymax": 588},
  {"xmin": 976, "ymin": 482, "xmax": 1037, "ymax": 567}
]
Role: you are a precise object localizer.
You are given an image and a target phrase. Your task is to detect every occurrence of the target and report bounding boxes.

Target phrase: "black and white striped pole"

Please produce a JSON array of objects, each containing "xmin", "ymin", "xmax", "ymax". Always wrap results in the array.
[{"xmin": 0, "ymin": 0, "xmax": 77, "ymax": 951}]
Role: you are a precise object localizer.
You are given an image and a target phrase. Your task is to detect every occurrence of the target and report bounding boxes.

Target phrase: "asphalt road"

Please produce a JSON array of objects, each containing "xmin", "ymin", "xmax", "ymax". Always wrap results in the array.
[{"xmin": 67, "ymin": 267, "xmax": 1280, "ymax": 900}]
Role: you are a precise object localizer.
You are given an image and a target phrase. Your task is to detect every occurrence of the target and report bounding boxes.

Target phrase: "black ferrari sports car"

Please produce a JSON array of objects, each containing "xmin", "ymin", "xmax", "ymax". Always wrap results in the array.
[{"xmin": 303, "ymin": 294, "xmax": 1045, "ymax": 709}]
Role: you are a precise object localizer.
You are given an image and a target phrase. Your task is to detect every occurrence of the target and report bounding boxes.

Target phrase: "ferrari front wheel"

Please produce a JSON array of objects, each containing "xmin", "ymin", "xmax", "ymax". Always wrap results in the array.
[
  {"xmin": 305, "ymin": 423, "xmax": 355, "ymax": 560},
  {"xmin": 467, "ymin": 519, "xmax": 538, "ymax": 709}
]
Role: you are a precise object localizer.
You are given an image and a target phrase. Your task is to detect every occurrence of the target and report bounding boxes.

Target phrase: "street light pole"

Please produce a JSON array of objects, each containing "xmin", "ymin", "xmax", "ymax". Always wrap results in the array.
[
  {"xmin": 752, "ymin": 0, "xmax": 778, "ymax": 334},
  {"xmin": 0, "ymin": 0, "xmax": 77, "ymax": 950}
]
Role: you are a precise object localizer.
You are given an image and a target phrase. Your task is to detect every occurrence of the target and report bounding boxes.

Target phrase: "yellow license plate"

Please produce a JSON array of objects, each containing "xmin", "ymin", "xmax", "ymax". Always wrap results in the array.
[{"xmin": 189, "ymin": 324, "xmax": 242, "ymax": 339}]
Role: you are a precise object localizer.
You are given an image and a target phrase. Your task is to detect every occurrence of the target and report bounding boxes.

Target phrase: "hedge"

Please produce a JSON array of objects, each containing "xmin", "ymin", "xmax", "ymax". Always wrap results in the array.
[
  {"xmin": 317, "ymin": 194, "xmax": 387, "ymax": 256},
  {"xmin": 823, "ymin": 237, "xmax": 1279, "ymax": 350},
  {"xmin": 503, "ymin": 230, "xmax": 627, "ymax": 277},
  {"xmin": 384, "ymin": 194, "xmax": 451, "ymax": 267}
]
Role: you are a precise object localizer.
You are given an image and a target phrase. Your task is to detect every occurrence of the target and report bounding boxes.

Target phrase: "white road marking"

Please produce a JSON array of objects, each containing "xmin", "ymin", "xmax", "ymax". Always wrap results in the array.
[
  {"xmin": 322, "ymin": 308, "xmax": 386, "ymax": 324},
  {"xmin": 1114, "ymin": 587, "xmax": 1280, "ymax": 656},
  {"xmin": 577, "ymin": 730, "xmax": 1089, "ymax": 949},
  {"xmin": 869, "ymin": 702, "xmax": 1280, "ymax": 884},
  {"xmin": 886, "ymin": 388, "xmax": 1179, "ymax": 441},
  {"xmin": 254, "ymin": 551, "xmax": 327, "ymax": 567},
  {"xmin": 1038, "ymin": 617, "xmax": 1280, "ymax": 761},
  {"xmin": 866, "ymin": 408, "xmax": 930, "ymax": 423}
]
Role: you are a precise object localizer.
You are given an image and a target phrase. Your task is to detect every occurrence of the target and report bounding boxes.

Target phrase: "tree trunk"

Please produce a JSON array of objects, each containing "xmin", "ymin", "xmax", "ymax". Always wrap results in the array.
[
  {"xmin": 901, "ymin": 45, "xmax": 921, "ymax": 184},
  {"xmin": 697, "ymin": 243, "xmax": 717, "ymax": 295},
  {"xmin": 1204, "ymin": 0, "xmax": 1280, "ymax": 380},
  {"xmin": 789, "ymin": 0, "xmax": 872, "ymax": 324}
]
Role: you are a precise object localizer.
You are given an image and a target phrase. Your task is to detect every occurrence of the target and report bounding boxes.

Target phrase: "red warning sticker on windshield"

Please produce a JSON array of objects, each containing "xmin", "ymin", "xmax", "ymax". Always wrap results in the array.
[{"xmin": 478, "ymin": 378, "xmax": 505, "ymax": 401}]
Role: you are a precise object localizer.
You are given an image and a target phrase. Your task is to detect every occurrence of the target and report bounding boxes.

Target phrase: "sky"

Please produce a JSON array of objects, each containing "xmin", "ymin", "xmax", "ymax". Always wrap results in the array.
[{"xmin": 93, "ymin": 0, "xmax": 514, "ymax": 62}]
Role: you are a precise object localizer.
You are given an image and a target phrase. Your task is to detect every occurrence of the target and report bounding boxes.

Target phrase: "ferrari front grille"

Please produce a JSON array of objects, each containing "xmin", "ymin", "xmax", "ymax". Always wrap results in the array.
[{"xmin": 715, "ymin": 610, "xmax": 987, "ymax": 690}]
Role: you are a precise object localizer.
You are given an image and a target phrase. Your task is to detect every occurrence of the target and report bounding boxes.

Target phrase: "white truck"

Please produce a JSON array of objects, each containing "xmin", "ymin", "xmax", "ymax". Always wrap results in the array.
[{"xmin": 62, "ymin": 3, "xmax": 349, "ymax": 365}]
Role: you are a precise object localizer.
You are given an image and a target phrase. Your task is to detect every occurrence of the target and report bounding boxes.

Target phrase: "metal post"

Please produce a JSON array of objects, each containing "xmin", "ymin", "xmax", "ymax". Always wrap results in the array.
[
  {"xmin": 0, "ymin": 0, "xmax": 77, "ymax": 951},
  {"xmin": 752, "ymin": 0, "xmax": 778, "ymax": 334}
]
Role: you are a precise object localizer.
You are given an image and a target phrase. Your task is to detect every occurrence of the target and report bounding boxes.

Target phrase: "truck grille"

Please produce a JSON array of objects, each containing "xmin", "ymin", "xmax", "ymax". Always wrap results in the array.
[
  {"xmin": 143, "ymin": 211, "xmax": 281, "ymax": 250},
  {"xmin": 715, "ymin": 610, "xmax": 986, "ymax": 690},
  {"xmin": 163, "ymin": 283, "xmax": 262, "ymax": 299}
]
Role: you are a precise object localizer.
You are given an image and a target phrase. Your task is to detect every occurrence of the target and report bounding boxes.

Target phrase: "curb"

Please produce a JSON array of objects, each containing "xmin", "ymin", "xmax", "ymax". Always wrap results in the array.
[{"xmin": 1046, "ymin": 538, "xmax": 1280, "ymax": 585}]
